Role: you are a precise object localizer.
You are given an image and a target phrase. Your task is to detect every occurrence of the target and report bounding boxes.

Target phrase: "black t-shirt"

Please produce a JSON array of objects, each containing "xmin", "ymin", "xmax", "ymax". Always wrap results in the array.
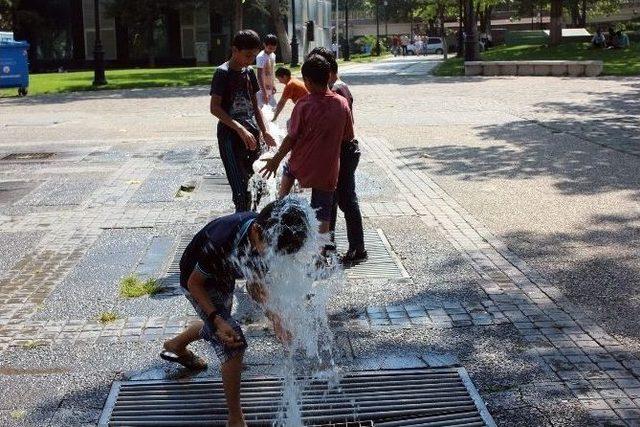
[
  {"xmin": 179, "ymin": 211, "xmax": 258, "ymax": 289},
  {"xmin": 210, "ymin": 62, "xmax": 260, "ymax": 136}
]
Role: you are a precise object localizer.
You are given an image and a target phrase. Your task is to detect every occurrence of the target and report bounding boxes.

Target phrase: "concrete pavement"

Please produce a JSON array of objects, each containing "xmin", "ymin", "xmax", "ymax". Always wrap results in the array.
[{"xmin": 0, "ymin": 56, "xmax": 638, "ymax": 426}]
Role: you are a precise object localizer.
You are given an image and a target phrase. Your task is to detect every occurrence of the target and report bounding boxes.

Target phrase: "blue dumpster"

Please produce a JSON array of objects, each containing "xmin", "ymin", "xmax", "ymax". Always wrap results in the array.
[{"xmin": 0, "ymin": 37, "xmax": 30, "ymax": 96}]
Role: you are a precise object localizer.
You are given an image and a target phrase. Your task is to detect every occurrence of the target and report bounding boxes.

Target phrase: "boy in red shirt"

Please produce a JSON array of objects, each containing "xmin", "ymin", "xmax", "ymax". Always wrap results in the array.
[
  {"xmin": 260, "ymin": 55, "xmax": 353, "ymax": 235},
  {"xmin": 272, "ymin": 67, "xmax": 309, "ymax": 122}
]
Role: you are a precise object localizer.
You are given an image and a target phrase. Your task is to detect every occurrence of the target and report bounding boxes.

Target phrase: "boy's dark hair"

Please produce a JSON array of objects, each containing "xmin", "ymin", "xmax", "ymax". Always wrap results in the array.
[
  {"xmin": 255, "ymin": 199, "xmax": 309, "ymax": 254},
  {"xmin": 232, "ymin": 30, "xmax": 262, "ymax": 50},
  {"xmin": 301, "ymin": 55, "xmax": 330, "ymax": 87},
  {"xmin": 308, "ymin": 47, "xmax": 338, "ymax": 74},
  {"xmin": 264, "ymin": 34, "xmax": 278, "ymax": 46},
  {"xmin": 275, "ymin": 67, "xmax": 291, "ymax": 78}
]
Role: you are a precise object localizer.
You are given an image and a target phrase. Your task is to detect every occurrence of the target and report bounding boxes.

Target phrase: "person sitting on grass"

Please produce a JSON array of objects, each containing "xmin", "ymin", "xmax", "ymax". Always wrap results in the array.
[
  {"xmin": 260, "ymin": 55, "xmax": 354, "ymax": 243},
  {"xmin": 160, "ymin": 198, "xmax": 310, "ymax": 427},
  {"xmin": 592, "ymin": 28, "xmax": 606, "ymax": 49},
  {"xmin": 272, "ymin": 67, "xmax": 309, "ymax": 122}
]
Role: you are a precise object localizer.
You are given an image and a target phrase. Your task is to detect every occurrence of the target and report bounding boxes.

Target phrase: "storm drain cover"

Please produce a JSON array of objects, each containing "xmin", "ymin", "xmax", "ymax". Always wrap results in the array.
[
  {"xmin": 193, "ymin": 174, "xmax": 230, "ymax": 201},
  {"xmin": 99, "ymin": 368, "xmax": 494, "ymax": 426},
  {"xmin": 335, "ymin": 229, "xmax": 409, "ymax": 280},
  {"xmin": 2, "ymin": 152, "xmax": 56, "ymax": 161},
  {"xmin": 158, "ymin": 235, "xmax": 192, "ymax": 295}
]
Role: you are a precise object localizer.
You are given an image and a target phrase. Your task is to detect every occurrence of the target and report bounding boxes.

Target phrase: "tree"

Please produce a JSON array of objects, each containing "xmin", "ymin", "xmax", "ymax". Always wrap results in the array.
[
  {"xmin": 0, "ymin": 0, "xmax": 18, "ymax": 30},
  {"xmin": 253, "ymin": 0, "xmax": 291, "ymax": 62},
  {"xmin": 105, "ymin": 0, "xmax": 203, "ymax": 66}
]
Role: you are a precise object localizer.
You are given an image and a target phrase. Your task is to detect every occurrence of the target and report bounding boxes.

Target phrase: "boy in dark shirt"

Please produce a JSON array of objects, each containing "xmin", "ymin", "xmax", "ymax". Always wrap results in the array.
[
  {"xmin": 161, "ymin": 198, "xmax": 310, "ymax": 427},
  {"xmin": 308, "ymin": 47, "xmax": 366, "ymax": 264},
  {"xmin": 210, "ymin": 30, "xmax": 276, "ymax": 212}
]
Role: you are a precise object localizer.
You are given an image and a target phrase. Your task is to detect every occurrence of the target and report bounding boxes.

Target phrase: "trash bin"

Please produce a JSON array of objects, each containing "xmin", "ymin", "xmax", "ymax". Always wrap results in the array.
[{"xmin": 0, "ymin": 36, "xmax": 30, "ymax": 97}]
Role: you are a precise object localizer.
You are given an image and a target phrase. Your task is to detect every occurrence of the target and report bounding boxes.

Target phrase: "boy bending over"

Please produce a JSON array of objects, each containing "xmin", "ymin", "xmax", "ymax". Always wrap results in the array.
[{"xmin": 161, "ymin": 199, "xmax": 309, "ymax": 427}]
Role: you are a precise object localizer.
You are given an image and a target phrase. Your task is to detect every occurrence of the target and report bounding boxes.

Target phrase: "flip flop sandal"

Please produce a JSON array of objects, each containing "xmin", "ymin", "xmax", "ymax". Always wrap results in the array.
[{"xmin": 160, "ymin": 349, "xmax": 208, "ymax": 371}]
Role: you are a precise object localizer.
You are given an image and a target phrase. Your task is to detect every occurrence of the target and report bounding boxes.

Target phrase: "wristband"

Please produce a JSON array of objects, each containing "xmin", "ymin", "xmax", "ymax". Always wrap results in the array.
[{"xmin": 207, "ymin": 312, "xmax": 219, "ymax": 332}]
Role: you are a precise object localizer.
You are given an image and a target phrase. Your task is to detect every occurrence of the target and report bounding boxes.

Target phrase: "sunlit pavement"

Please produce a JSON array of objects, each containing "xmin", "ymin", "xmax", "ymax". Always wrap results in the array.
[{"xmin": 0, "ymin": 60, "xmax": 639, "ymax": 425}]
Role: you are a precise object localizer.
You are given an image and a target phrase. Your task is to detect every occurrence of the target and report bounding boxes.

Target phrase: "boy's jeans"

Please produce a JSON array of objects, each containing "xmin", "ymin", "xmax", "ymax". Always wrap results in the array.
[
  {"xmin": 218, "ymin": 127, "xmax": 260, "ymax": 212},
  {"xmin": 330, "ymin": 140, "xmax": 365, "ymax": 252}
]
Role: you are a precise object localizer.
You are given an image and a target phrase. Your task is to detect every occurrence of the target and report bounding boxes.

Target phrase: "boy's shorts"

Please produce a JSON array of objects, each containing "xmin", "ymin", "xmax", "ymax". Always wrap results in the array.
[
  {"xmin": 283, "ymin": 162, "xmax": 335, "ymax": 222},
  {"xmin": 184, "ymin": 281, "xmax": 247, "ymax": 364}
]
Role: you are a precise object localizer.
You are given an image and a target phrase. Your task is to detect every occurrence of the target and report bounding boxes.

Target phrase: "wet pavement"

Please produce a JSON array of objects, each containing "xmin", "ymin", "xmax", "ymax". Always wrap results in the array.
[{"xmin": 0, "ymin": 56, "xmax": 638, "ymax": 425}]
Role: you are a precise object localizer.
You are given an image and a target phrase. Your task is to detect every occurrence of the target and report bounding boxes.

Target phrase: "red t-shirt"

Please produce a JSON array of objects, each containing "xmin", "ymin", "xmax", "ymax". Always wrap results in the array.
[{"xmin": 288, "ymin": 90, "xmax": 354, "ymax": 191}]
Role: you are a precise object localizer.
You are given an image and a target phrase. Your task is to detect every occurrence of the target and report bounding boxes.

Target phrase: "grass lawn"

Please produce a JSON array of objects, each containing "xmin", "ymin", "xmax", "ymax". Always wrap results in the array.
[
  {"xmin": 0, "ymin": 53, "xmax": 390, "ymax": 98},
  {"xmin": 433, "ymin": 42, "xmax": 640, "ymax": 76},
  {"xmin": 0, "ymin": 66, "xmax": 214, "ymax": 97}
]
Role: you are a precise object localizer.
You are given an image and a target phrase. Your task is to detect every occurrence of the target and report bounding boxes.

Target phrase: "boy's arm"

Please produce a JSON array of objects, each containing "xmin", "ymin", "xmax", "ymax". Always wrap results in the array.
[
  {"xmin": 260, "ymin": 134, "xmax": 293, "ymax": 179},
  {"xmin": 272, "ymin": 96, "xmax": 288, "ymax": 122},
  {"xmin": 187, "ymin": 269, "xmax": 244, "ymax": 348},
  {"xmin": 246, "ymin": 281, "xmax": 292, "ymax": 344},
  {"xmin": 250, "ymin": 87, "xmax": 277, "ymax": 147},
  {"xmin": 210, "ymin": 95, "xmax": 257, "ymax": 150}
]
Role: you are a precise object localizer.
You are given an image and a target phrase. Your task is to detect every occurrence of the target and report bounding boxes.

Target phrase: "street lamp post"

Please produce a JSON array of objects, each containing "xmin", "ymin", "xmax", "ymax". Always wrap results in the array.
[
  {"xmin": 384, "ymin": 0, "xmax": 388, "ymax": 41},
  {"xmin": 457, "ymin": 0, "xmax": 464, "ymax": 56},
  {"xmin": 92, "ymin": 0, "xmax": 107, "ymax": 86},
  {"xmin": 344, "ymin": 0, "xmax": 350, "ymax": 61},
  {"xmin": 375, "ymin": 0, "xmax": 380, "ymax": 55},
  {"xmin": 291, "ymin": 0, "xmax": 299, "ymax": 67}
]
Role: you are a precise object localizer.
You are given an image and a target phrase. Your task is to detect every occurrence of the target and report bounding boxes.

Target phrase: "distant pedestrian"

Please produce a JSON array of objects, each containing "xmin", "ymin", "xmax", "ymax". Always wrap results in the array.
[
  {"xmin": 260, "ymin": 55, "xmax": 354, "ymax": 241},
  {"xmin": 256, "ymin": 34, "xmax": 278, "ymax": 110},
  {"xmin": 210, "ymin": 30, "xmax": 276, "ymax": 212},
  {"xmin": 308, "ymin": 47, "xmax": 367, "ymax": 264},
  {"xmin": 272, "ymin": 67, "xmax": 309, "ymax": 122}
]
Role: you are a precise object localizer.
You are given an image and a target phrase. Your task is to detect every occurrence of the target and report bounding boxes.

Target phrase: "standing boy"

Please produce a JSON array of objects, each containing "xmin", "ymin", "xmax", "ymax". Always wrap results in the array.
[
  {"xmin": 256, "ymin": 34, "xmax": 278, "ymax": 109},
  {"xmin": 161, "ymin": 198, "xmax": 309, "ymax": 427},
  {"xmin": 272, "ymin": 67, "xmax": 309, "ymax": 122},
  {"xmin": 210, "ymin": 30, "xmax": 276, "ymax": 212},
  {"xmin": 308, "ymin": 47, "xmax": 367, "ymax": 264},
  {"xmin": 260, "ymin": 55, "xmax": 353, "ymax": 237}
]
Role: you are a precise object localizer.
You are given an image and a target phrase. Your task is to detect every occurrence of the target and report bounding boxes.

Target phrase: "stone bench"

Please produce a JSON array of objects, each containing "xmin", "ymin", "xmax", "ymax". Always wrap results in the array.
[{"xmin": 465, "ymin": 60, "xmax": 603, "ymax": 77}]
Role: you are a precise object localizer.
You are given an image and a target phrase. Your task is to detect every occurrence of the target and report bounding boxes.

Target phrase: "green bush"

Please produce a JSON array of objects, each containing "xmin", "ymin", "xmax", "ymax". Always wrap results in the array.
[{"xmin": 119, "ymin": 275, "xmax": 161, "ymax": 298}]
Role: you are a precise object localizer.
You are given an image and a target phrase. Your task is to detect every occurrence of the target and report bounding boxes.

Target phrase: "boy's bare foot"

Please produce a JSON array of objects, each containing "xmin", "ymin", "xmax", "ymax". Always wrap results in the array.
[{"xmin": 226, "ymin": 417, "xmax": 247, "ymax": 427}]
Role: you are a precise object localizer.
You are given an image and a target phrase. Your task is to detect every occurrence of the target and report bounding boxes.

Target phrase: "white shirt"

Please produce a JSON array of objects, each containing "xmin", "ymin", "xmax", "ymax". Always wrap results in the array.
[{"xmin": 255, "ymin": 50, "xmax": 276, "ymax": 90}]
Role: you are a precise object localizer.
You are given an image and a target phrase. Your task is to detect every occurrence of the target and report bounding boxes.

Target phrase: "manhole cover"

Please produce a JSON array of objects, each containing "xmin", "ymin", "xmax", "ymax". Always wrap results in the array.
[
  {"xmin": 335, "ymin": 229, "xmax": 409, "ymax": 280},
  {"xmin": 2, "ymin": 152, "xmax": 56, "ymax": 161},
  {"xmin": 99, "ymin": 368, "xmax": 494, "ymax": 426}
]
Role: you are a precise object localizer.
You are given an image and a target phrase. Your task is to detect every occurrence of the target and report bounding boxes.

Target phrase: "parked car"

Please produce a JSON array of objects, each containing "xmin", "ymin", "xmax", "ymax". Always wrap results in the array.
[{"xmin": 424, "ymin": 37, "xmax": 445, "ymax": 54}]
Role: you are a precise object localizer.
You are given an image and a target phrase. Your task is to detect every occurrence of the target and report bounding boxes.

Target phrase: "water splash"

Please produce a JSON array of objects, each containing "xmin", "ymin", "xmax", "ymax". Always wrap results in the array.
[
  {"xmin": 249, "ymin": 106, "xmax": 288, "ymax": 208},
  {"xmin": 233, "ymin": 196, "xmax": 345, "ymax": 426}
]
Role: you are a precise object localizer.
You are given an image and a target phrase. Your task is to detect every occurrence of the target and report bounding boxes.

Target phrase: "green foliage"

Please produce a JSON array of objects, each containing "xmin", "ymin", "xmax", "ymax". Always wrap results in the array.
[
  {"xmin": 119, "ymin": 275, "xmax": 162, "ymax": 298},
  {"xmin": 98, "ymin": 312, "xmax": 119, "ymax": 323}
]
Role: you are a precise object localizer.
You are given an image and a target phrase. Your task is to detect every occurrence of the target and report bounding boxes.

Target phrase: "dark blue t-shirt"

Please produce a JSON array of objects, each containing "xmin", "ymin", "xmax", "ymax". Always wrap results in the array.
[
  {"xmin": 210, "ymin": 62, "xmax": 260, "ymax": 137},
  {"xmin": 179, "ymin": 211, "xmax": 258, "ymax": 289}
]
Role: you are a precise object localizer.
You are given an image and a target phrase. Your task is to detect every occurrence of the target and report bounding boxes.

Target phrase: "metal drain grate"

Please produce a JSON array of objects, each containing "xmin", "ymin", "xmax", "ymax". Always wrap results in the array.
[
  {"xmin": 99, "ymin": 368, "xmax": 494, "ymax": 426},
  {"xmin": 193, "ymin": 174, "xmax": 230, "ymax": 201},
  {"xmin": 335, "ymin": 229, "xmax": 409, "ymax": 280},
  {"xmin": 158, "ymin": 235, "xmax": 192, "ymax": 295},
  {"xmin": 2, "ymin": 152, "xmax": 56, "ymax": 161}
]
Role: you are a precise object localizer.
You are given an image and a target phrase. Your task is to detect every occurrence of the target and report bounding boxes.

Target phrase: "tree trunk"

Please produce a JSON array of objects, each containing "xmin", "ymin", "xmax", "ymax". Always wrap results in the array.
[
  {"xmin": 549, "ymin": 0, "xmax": 562, "ymax": 46},
  {"xmin": 268, "ymin": 0, "xmax": 291, "ymax": 62},
  {"xmin": 233, "ymin": 0, "xmax": 243, "ymax": 34},
  {"xmin": 484, "ymin": 5, "xmax": 493, "ymax": 36},
  {"xmin": 580, "ymin": 0, "xmax": 587, "ymax": 27},
  {"xmin": 464, "ymin": 0, "xmax": 478, "ymax": 61},
  {"xmin": 570, "ymin": 0, "xmax": 579, "ymax": 27}
]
